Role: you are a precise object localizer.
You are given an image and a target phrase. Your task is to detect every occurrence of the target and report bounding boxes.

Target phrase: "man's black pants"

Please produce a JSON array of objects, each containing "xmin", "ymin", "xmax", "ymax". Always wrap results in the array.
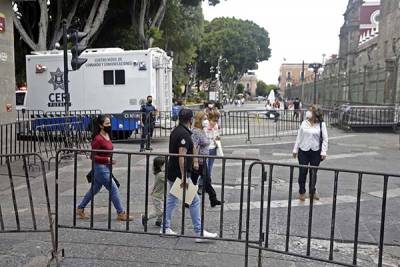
[
  {"xmin": 297, "ymin": 149, "xmax": 321, "ymax": 194},
  {"xmin": 140, "ymin": 124, "xmax": 154, "ymax": 150}
]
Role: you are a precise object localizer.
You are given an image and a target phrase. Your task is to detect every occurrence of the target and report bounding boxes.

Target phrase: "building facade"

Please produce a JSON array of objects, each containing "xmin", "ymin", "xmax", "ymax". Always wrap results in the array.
[
  {"xmin": 240, "ymin": 71, "xmax": 257, "ymax": 97},
  {"xmin": 278, "ymin": 63, "xmax": 314, "ymax": 96},
  {"xmin": 0, "ymin": 0, "xmax": 16, "ymax": 122},
  {"xmin": 287, "ymin": 0, "xmax": 400, "ymax": 106}
]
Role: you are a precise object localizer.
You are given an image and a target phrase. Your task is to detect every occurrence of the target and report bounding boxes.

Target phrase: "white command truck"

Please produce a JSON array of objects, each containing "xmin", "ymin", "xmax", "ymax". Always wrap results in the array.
[{"xmin": 25, "ymin": 47, "xmax": 173, "ymax": 137}]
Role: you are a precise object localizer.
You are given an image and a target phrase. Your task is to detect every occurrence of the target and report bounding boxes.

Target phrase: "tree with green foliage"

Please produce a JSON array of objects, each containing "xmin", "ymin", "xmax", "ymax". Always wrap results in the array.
[
  {"xmin": 12, "ymin": 0, "xmax": 111, "ymax": 50},
  {"xmin": 197, "ymin": 17, "xmax": 271, "ymax": 99},
  {"xmin": 256, "ymin": 80, "xmax": 269, "ymax": 96},
  {"xmin": 127, "ymin": 0, "xmax": 223, "ymax": 48},
  {"xmin": 154, "ymin": 0, "xmax": 204, "ymax": 94},
  {"xmin": 236, "ymin": 83, "xmax": 245, "ymax": 95}
]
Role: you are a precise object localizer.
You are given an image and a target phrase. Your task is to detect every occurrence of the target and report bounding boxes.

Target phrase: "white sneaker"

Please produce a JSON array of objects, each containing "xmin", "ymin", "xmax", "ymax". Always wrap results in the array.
[
  {"xmin": 160, "ymin": 228, "xmax": 177, "ymax": 235},
  {"xmin": 195, "ymin": 230, "xmax": 218, "ymax": 243}
]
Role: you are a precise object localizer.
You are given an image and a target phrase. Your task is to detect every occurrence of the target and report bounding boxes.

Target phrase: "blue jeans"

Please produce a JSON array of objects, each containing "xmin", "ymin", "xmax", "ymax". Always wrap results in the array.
[
  {"xmin": 208, "ymin": 148, "xmax": 217, "ymax": 178},
  {"xmin": 78, "ymin": 163, "xmax": 124, "ymax": 214},
  {"xmin": 163, "ymin": 179, "xmax": 201, "ymax": 234}
]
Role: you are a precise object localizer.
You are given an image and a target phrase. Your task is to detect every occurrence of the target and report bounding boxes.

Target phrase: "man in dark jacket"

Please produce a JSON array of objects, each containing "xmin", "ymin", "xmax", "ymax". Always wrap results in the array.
[{"xmin": 140, "ymin": 96, "xmax": 157, "ymax": 152}]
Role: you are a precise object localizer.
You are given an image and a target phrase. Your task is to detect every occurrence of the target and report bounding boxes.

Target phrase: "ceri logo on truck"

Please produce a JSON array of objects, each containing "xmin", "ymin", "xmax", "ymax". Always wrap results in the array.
[{"xmin": 47, "ymin": 68, "xmax": 70, "ymax": 107}]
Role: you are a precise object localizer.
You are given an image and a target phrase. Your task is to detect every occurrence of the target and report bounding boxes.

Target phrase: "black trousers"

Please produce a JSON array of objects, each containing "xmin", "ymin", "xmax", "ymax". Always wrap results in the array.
[
  {"xmin": 140, "ymin": 124, "xmax": 154, "ymax": 149},
  {"xmin": 191, "ymin": 163, "xmax": 217, "ymax": 202},
  {"xmin": 297, "ymin": 149, "xmax": 321, "ymax": 194}
]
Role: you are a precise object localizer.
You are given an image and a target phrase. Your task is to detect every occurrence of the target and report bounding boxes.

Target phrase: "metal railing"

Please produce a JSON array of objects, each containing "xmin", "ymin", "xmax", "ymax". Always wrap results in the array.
[
  {"xmin": 52, "ymin": 148, "xmax": 260, "ymax": 262},
  {"xmin": 0, "ymin": 153, "xmax": 55, "ymax": 262},
  {"xmin": 0, "ymin": 115, "xmax": 93, "ymax": 168},
  {"xmin": 1, "ymin": 120, "xmax": 36, "ymax": 165},
  {"xmin": 335, "ymin": 105, "xmax": 398, "ymax": 130},
  {"xmin": 244, "ymin": 161, "xmax": 400, "ymax": 267},
  {"xmin": 35, "ymin": 120, "xmax": 91, "ymax": 168}
]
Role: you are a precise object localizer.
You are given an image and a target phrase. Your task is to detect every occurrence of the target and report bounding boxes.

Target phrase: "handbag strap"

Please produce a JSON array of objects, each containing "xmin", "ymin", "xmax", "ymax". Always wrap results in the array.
[{"xmin": 319, "ymin": 121, "xmax": 323, "ymax": 150}]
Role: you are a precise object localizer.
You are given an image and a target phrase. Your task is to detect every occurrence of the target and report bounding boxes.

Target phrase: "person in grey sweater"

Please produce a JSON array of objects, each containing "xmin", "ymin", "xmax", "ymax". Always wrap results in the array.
[{"xmin": 191, "ymin": 111, "xmax": 221, "ymax": 207}]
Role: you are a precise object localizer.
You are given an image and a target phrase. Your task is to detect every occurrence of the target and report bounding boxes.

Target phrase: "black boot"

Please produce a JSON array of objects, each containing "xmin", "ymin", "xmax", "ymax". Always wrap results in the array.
[{"xmin": 210, "ymin": 199, "xmax": 222, "ymax": 208}]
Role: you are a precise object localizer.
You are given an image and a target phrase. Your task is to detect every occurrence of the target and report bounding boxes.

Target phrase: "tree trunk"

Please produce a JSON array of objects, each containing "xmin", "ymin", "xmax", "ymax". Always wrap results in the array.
[
  {"xmin": 83, "ymin": 0, "xmax": 101, "ymax": 33},
  {"xmin": 138, "ymin": 0, "xmax": 148, "ymax": 48},
  {"xmin": 81, "ymin": 0, "xmax": 111, "ymax": 46},
  {"xmin": 37, "ymin": 0, "xmax": 49, "ymax": 50},
  {"xmin": 12, "ymin": 11, "xmax": 38, "ymax": 51},
  {"xmin": 150, "ymin": 0, "xmax": 167, "ymax": 28},
  {"xmin": 49, "ymin": 0, "xmax": 62, "ymax": 49},
  {"xmin": 49, "ymin": 0, "xmax": 80, "ymax": 49}
]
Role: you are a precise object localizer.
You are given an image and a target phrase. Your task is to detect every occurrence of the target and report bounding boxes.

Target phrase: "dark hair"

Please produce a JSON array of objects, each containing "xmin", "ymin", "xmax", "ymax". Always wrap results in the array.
[
  {"xmin": 147, "ymin": 95, "xmax": 152, "ymax": 99},
  {"xmin": 310, "ymin": 105, "xmax": 324, "ymax": 122},
  {"xmin": 178, "ymin": 108, "xmax": 193, "ymax": 124},
  {"xmin": 153, "ymin": 156, "xmax": 165, "ymax": 175},
  {"xmin": 91, "ymin": 114, "xmax": 109, "ymax": 139},
  {"xmin": 315, "ymin": 108, "xmax": 324, "ymax": 122}
]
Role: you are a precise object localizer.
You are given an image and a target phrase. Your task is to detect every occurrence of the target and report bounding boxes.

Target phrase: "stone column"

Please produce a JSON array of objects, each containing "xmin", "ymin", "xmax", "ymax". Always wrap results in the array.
[{"xmin": 0, "ymin": 0, "xmax": 16, "ymax": 123}]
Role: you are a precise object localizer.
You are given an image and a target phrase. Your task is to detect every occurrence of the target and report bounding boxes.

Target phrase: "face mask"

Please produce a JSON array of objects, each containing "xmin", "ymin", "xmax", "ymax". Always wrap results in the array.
[
  {"xmin": 160, "ymin": 165, "xmax": 165, "ymax": 172},
  {"xmin": 103, "ymin": 126, "xmax": 112, "ymax": 134},
  {"xmin": 306, "ymin": 111, "xmax": 313, "ymax": 119},
  {"xmin": 202, "ymin": 119, "xmax": 209, "ymax": 128},
  {"xmin": 148, "ymin": 100, "xmax": 152, "ymax": 104},
  {"xmin": 208, "ymin": 104, "xmax": 214, "ymax": 108}
]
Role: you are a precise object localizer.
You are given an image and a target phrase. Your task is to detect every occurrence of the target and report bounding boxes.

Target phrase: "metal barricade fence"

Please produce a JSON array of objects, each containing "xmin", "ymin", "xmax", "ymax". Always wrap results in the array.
[
  {"xmin": 1, "ymin": 110, "xmax": 100, "ymax": 167},
  {"xmin": 219, "ymin": 110, "xmax": 249, "ymax": 137},
  {"xmin": 35, "ymin": 119, "xmax": 91, "ymax": 168},
  {"xmin": 337, "ymin": 106, "xmax": 398, "ymax": 130},
  {"xmin": 1, "ymin": 120, "xmax": 37, "ymax": 166},
  {"xmin": 16, "ymin": 109, "xmax": 45, "ymax": 121},
  {"xmin": 111, "ymin": 109, "xmax": 334, "ymax": 143},
  {"xmin": 52, "ymin": 148, "xmax": 261, "ymax": 262},
  {"xmin": 0, "ymin": 153, "xmax": 55, "ymax": 262},
  {"xmin": 244, "ymin": 161, "xmax": 400, "ymax": 267},
  {"xmin": 223, "ymin": 110, "xmax": 306, "ymax": 141}
]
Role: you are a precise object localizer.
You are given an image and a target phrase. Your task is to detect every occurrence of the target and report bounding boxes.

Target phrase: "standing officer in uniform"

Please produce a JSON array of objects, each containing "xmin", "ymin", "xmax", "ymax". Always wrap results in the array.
[{"xmin": 140, "ymin": 95, "xmax": 157, "ymax": 152}]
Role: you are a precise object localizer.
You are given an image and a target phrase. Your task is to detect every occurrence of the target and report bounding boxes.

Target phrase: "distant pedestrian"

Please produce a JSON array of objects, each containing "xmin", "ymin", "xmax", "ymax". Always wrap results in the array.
[
  {"xmin": 204, "ymin": 101, "xmax": 221, "ymax": 118},
  {"xmin": 142, "ymin": 156, "xmax": 166, "ymax": 227},
  {"xmin": 140, "ymin": 95, "xmax": 157, "ymax": 152},
  {"xmin": 76, "ymin": 115, "xmax": 132, "ymax": 221},
  {"xmin": 284, "ymin": 99, "xmax": 289, "ymax": 110},
  {"xmin": 205, "ymin": 112, "xmax": 221, "ymax": 179},
  {"xmin": 292, "ymin": 106, "xmax": 328, "ymax": 201},
  {"xmin": 293, "ymin": 97, "xmax": 301, "ymax": 120},
  {"xmin": 172, "ymin": 98, "xmax": 183, "ymax": 121},
  {"xmin": 162, "ymin": 108, "xmax": 218, "ymax": 242},
  {"xmin": 265, "ymin": 100, "xmax": 279, "ymax": 122}
]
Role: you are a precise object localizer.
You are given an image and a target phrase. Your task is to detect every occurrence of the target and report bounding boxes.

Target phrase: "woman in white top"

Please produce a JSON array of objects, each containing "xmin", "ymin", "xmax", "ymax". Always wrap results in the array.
[
  {"xmin": 292, "ymin": 106, "xmax": 328, "ymax": 201},
  {"xmin": 205, "ymin": 112, "xmax": 220, "ymax": 179}
]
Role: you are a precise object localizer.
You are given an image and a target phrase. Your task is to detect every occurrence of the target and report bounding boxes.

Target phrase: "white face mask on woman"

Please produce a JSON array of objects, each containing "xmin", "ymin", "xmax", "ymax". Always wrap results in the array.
[
  {"xmin": 202, "ymin": 119, "xmax": 209, "ymax": 128},
  {"xmin": 305, "ymin": 110, "xmax": 313, "ymax": 119}
]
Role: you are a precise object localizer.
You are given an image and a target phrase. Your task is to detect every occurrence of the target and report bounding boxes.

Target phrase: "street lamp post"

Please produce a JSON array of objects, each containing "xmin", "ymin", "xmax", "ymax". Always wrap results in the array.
[
  {"xmin": 208, "ymin": 66, "xmax": 215, "ymax": 101},
  {"xmin": 216, "ymin": 56, "xmax": 227, "ymax": 102},
  {"xmin": 308, "ymin": 63, "xmax": 323, "ymax": 104}
]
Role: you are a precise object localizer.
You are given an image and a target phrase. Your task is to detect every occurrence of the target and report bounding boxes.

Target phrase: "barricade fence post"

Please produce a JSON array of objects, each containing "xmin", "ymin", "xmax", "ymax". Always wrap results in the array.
[
  {"xmin": 0, "ymin": 153, "xmax": 56, "ymax": 263},
  {"xmin": 51, "ymin": 148, "xmax": 263, "ymax": 262},
  {"xmin": 244, "ymin": 161, "xmax": 398, "ymax": 267}
]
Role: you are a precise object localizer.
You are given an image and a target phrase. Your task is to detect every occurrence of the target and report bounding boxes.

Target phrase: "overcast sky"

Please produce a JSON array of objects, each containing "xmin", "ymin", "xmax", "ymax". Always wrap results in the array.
[{"xmin": 202, "ymin": 0, "xmax": 349, "ymax": 84}]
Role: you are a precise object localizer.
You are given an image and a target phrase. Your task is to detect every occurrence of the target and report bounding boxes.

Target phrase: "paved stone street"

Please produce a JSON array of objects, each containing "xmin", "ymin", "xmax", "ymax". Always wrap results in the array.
[{"xmin": 1, "ymin": 104, "xmax": 400, "ymax": 267}]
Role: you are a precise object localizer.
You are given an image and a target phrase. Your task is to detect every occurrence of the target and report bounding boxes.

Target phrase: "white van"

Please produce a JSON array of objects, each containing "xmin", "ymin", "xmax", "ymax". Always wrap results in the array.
[{"xmin": 24, "ymin": 47, "xmax": 173, "ymax": 136}]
